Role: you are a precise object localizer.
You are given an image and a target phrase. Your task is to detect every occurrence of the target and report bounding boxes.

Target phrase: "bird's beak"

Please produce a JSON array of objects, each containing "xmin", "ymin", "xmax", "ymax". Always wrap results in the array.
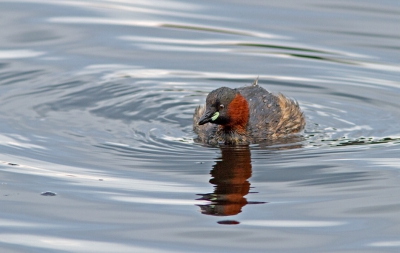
[
  {"xmin": 198, "ymin": 110, "xmax": 220, "ymax": 125},
  {"xmin": 198, "ymin": 110, "xmax": 213, "ymax": 125}
]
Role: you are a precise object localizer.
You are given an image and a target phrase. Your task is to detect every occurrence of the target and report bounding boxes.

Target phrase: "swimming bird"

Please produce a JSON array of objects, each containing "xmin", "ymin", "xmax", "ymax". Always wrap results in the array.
[{"xmin": 193, "ymin": 78, "xmax": 305, "ymax": 145}]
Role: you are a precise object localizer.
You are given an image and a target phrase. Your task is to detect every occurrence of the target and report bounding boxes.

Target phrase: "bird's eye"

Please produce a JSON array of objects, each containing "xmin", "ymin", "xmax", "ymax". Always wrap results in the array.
[{"xmin": 219, "ymin": 104, "xmax": 224, "ymax": 110}]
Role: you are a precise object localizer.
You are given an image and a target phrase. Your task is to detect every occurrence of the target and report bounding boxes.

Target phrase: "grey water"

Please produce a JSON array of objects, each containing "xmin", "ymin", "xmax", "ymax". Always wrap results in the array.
[{"xmin": 1, "ymin": 0, "xmax": 400, "ymax": 252}]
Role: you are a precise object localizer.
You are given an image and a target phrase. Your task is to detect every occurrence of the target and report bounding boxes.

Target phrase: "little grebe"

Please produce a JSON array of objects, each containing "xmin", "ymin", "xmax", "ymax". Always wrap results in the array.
[{"xmin": 193, "ymin": 78, "xmax": 305, "ymax": 144}]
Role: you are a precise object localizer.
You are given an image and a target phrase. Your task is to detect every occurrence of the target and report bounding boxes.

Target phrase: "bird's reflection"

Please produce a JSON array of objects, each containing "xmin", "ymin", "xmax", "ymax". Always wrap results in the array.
[{"xmin": 197, "ymin": 145, "xmax": 264, "ymax": 217}]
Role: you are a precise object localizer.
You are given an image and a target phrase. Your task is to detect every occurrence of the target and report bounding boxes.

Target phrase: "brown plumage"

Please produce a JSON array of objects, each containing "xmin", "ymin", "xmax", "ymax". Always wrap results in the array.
[{"xmin": 193, "ymin": 78, "xmax": 305, "ymax": 145}]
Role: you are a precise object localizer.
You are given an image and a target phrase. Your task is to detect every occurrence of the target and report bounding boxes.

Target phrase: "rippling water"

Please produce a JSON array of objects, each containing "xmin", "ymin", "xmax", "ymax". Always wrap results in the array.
[{"xmin": 1, "ymin": 0, "xmax": 400, "ymax": 252}]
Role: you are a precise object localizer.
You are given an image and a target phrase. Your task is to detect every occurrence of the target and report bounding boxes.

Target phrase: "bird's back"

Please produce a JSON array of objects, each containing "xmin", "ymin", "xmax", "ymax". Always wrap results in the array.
[{"xmin": 237, "ymin": 85, "xmax": 305, "ymax": 141}]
